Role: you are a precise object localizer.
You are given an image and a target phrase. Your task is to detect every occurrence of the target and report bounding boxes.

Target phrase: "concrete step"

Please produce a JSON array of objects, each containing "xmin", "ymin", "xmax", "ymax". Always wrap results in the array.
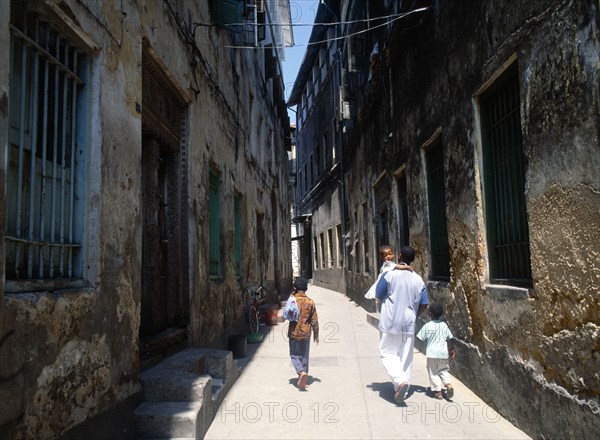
[
  {"xmin": 141, "ymin": 437, "xmax": 195, "ymax": 440},
  {"xmin": 142, "ymin": 369, "xmax": 212, "ymax": 402},
  {"xmin": 146, "ymin": 347, "xmax": 233, "ymax": 379},
  {"xmin": 134, "ymin": 347, "xmax": 240, "ymax": 439},
  {"xmin": 134, "ymin": 401, "xmax": 202, "ymax": 439}
]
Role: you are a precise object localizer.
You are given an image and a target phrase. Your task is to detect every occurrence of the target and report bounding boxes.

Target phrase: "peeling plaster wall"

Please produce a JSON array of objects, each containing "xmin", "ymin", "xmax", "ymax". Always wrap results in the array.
[
  {"xmin": 154, "ymin": 2, "xmax": 293, "ymax": 348},
  {"xmin": 343, "ymin": 0, "xmax": 599, "ymax": 437},
  {"xmin": 0, "ymin": 0, "xmax": 291, "ymax": 438},
  {"xmin": 1, "ymin": 0, "xmax": 143, "ymax": 438}
]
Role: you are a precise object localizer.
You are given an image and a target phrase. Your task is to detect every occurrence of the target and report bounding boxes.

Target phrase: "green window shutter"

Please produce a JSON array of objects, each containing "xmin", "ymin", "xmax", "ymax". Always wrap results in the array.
[{"xmin": 215, "ymin": 0, "xmax": 244, "ymax": 33}]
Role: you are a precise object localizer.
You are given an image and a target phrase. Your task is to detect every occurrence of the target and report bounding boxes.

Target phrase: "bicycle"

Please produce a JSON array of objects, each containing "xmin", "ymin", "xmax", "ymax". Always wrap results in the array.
[{"xmin": 244, "ymin": 285, "xmax": 266, "ymax": 334}]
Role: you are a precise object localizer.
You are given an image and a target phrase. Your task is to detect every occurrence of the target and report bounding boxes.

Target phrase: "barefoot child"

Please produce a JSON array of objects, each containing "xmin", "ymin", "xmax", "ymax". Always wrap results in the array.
[{"xmin": 287, "ymin": 278, "xmax": 319, "ymax": 390}]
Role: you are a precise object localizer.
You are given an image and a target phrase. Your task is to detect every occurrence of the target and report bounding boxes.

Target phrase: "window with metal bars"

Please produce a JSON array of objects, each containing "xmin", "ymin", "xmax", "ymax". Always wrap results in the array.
[
  {"xmin": 345, "ymin": 218, "xmax": 353, "ymax": 271},
  {"xmin": 480, "ymin": 65, "xmax": 532, "ymax": 287},
  {"xmin": 313, "ymin": 236, "xmax": 319, "ymax": 270},
  {"xmin": 396, "ymin": 171, "xmax": 410, "ymax": 251},
  {"xmin": 234, "ymin": 193, "xmax": 242, "ymax": 278},
  {"xmin": 425, "ymin": 138, "xmax": 450, "ymax": 281},
  {"xmin": 362, "ymin": 202, "xmax": 370, "ymax": 274},
  {"xmin": 209, "ymin": 170, "xmax": 222, "ymax": 278},
  {"xmin": 374, "ymin": 179, "xmax": 389, "ymax": 254},
  {"xmin": 320, "ymin": 232, "xmax": 326, "ymax": 269},
  {"xmin": 327, "ymin": 228, "xmax": 334, "ymax": 268},
  {"xmin": 6, "ymin": 0, "xmax": 89, "ymax": 286},
  {"xmin": 336, "ymin": 224, "xmax": 342, "ymax": 268},
  {"xmin": 354, "ymin": 210, "xmax": 361, "ymax": 273}
]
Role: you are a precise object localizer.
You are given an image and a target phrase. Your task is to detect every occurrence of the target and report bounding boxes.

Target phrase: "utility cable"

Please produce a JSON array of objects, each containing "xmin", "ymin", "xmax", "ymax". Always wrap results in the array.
[
  {"xmin": 193, "ymin": 8, "xmax": 429, "ymax": 29},
  {"xmin": 222, "ymin": 7, "xmax": 431, "ymax": 49}
]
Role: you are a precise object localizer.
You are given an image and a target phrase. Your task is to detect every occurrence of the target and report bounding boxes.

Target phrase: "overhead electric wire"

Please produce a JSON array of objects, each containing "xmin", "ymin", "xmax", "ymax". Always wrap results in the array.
[
  {"xmin": 221, "ymin": 6, "xmax": 431, "ymax": 50},
  {"xmin": 194, "ymin": 8, "xmax": 428, "ymax": 29}
]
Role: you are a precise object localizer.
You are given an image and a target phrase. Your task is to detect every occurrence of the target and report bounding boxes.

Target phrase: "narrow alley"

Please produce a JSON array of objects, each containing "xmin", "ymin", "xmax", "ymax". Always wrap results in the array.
[
  {"xmin": 205, "ymin": 284, "xmax": 531, "ymax": 440},
  {"xmin": 1, "ymin": 1, "xmax": 598, "ymax": 439}
]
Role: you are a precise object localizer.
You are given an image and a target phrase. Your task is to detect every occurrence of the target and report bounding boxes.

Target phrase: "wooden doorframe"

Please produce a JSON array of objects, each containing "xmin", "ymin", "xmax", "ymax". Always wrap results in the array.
[{"xmin": 140, "ymin": 44, "xmax": 189, "ymax": 358}]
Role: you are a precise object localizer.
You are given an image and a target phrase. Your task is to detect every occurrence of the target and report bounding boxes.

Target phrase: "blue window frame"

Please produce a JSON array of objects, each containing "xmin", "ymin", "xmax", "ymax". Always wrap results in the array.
[{"xmin": 6, "ymin": 0, "xmax": 89, "ymax": 287}]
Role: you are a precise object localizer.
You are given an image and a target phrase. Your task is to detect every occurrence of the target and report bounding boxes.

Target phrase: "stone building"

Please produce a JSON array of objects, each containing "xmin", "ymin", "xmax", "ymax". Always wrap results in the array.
[
  {"xmin": 0, "ymin": 0, "xmax": 292, "ymax": 438},
  {"xmin": 288, "ymin": 2, "xmax": 346, "ymax": 288},
  {"xmin": 290, "ymin": 0, "xmax": 599, "ymax": 437}
]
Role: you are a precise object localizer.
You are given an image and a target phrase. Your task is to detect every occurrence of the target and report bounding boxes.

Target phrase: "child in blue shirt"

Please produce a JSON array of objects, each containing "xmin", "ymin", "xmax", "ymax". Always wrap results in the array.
[{"xmin": 416, "ymin": 302, "xmax": 456, "ymax": 400}]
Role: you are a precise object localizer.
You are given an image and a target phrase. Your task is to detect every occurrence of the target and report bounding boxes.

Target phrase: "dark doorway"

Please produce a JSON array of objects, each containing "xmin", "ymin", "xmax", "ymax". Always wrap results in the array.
[
  {"xmin": 141, "ymin": 140, "xmax": 185, "ymax": 336},
  {"xmin": 140, "ymin": 46, "xmax": 189, "ymax": 363}
]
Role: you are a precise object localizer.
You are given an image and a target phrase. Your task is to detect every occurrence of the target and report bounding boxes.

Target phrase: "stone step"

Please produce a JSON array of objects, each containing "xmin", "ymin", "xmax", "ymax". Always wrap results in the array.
[
  {"xmin": 135, "ymin": 347, "xmax": 239, "ymax": 439},
  {"xmin": 134, "ymin": 401, "xmax": 202, "ymax": 439},
  {"xmin": 148, "ymin": 347, "xmax": 233, "ymax": 379},
  {"xmin": 142, "ymin": 369, "xmax": 212, "ymax": 402},
  {"xmin": 142, "ymin": 438, "xmax": 194, "ymax": 440},
  {"xmin": 211, "ymin": 378, "xmax": 225, "ymax": 402}
]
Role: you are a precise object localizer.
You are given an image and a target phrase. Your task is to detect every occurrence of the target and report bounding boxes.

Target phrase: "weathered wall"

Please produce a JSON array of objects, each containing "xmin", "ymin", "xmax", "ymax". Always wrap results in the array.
[
  {"xmin": 295, "ymin": 35, "xmax": 345, "ymax": 293},
  {"xmin": 0, "ymin": 0, "xmax": 9, "ymax": 412},
  {"xmin": 344, "ymin": 0, "xmax": 599, "ymax": 437},
  {"xmin": 1, "ymin": 1, "xmax": 143, "ymax": 438},
  {"xmin": 311, "ymin": 185, "xmax": 346, "ymax": 291},
  {"xmin": 163, "ymin": 2, "xmax": 292, "ymax": 348},
  {"xmin": 0, "ymin": 0, "xmax": 291, "ymax": 438}
]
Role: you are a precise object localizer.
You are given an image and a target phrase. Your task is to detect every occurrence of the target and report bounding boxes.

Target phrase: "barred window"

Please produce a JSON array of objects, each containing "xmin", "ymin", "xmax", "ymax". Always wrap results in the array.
[
  {"xmin": 320, "ymin": 232, "xmax": 326, "ymax": 269},
  {"xmin": 363, "ymin": 202, "xmax": 370, "ymax": 274},
  {"xmin": 6, "ymin": 0, "xmax": 89, "ymax": 286},
  {"xmin": 425, "ymin": 138, "xmax": 450, "ymax": 281},
  {"xmin": 336, "ymin": 224, "xmax": 343, "ymax": 268},
  {"xmin": 234, "ymin": 193, "xmax": 242, "ymax": 278},
  {"xmin": 480, "ymin": 65, "xmax": 532, "ymax": 286},
  {"xmin": 395, "ymin": 171, "xmax": 410, "ymax": 250},
  {"xmin": 313, "ymin": 236, "xmax": 319, "ymax": 270},
  {"xmin": 374, "ymin": 178, "xmax": 389, "ymax": 253},
  {"xmin": 327, "ymin": 228, "xmax": 334, "ymax": 268},
  {"xmin": 209, "ymin": 170, "xmax": 222, "ymax": 278}
]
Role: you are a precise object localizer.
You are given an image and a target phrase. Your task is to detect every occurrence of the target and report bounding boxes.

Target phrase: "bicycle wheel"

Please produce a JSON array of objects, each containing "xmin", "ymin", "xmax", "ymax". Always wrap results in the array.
[{"xmin": 248, "ymin": 306, "xmax": 259, "ymax": 334}]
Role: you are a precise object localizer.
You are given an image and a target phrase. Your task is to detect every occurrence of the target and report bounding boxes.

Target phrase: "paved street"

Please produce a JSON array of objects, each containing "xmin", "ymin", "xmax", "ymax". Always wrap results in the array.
[{"xmin": 205, "ymin": 284, "xmax": 531, "ymax": 440}]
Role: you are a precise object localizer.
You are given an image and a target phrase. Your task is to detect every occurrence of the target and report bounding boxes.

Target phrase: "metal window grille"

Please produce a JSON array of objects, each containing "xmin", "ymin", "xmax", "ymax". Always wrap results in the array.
[
  {"xmin": 425, "ymin": 139, "xmax": 450, "ymax": 281},
  {"xmin": 313, "ymin": 236, "xmax": 319, "ymax": 270},
  {"xmin": 362, "ymin": 203, "xmax": 370, "ymax": 274},
  {"xmin": 354, "ymin": 211, "xmax": 361, "ymax": 273},
  {"xmin": 327, "ymin": 228, "xmax": 334, "ymax": 268},
  {"xmin": 208, "ymin": 171, "xmax": 221, "ymax": 278},
  {"xmin": 374, "ymin": 180, "xmax": 390, "ymax": 253},
  {"xmin": 481, "ymin": 66, "xmax": 532, "ymax": 286},
  {"xmin": 6, "ymin": 1, "xmax": 88, "ymax": 283},
  {"xmin": 345, "ymin": 219, "xmax": 353, "ymax": 271},
  {"xmin": 234, "ymin": 194, "xmax": 242, "ymax": 277},
  {"xmin": 396, "ymin": 172, "xmax": 410, "ymax": 249},
  {"xmin": 336, "ymin": 224, "xmax": 342, "ymax": 268},
  {"xmin": 320, "ymin": 233, "xmax": 326, "ymax": 269}
]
